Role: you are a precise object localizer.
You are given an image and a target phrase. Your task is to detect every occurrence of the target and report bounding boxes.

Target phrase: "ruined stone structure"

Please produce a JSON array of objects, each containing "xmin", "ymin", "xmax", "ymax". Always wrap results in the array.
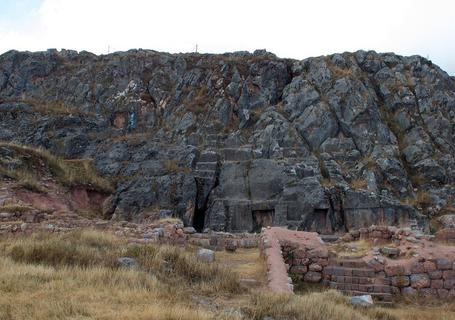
[{"xmin": 260, "ymin": 227, "xmax": 455, "ymax": 300}]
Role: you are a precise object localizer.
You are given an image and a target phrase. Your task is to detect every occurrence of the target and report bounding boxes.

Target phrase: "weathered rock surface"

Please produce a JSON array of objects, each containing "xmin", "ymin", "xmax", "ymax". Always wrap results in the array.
[
  {"xmin": 1, "ymin": 48, "xmax": 455, "ymax": 232},
  {"xmin": 197, "ymin": 248, "xmax": 215, "ymax": 263}
]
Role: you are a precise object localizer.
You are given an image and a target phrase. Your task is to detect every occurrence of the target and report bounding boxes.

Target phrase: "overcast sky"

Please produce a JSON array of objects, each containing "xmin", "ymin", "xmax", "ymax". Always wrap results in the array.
[{"xmin": 0, "ymin": 0, "xmax": 454, "ymax": 75}]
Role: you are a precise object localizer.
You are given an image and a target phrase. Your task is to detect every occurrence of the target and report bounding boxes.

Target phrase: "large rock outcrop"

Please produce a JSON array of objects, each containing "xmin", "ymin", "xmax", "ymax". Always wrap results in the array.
[{"xmin": 1, "ymin": 48, "xmax": 454, "ymax": 232}]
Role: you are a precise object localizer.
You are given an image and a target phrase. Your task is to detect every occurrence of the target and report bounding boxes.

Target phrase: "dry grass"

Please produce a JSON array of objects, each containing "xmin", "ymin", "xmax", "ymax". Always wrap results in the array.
[
  {"xmin": 0, "ymin": 142, "xmax": 114, "ymax": 193},
  {"xmin": 217, "ymin": 249, "xmax": 265, "ymax": 280},
  {"xmin": 0, "ymin": 255, "xmax": 212, "ymax": 320},
  {"xmin": 0, "ymin": 204, "xmax": 35, "ymax": 213},
  {"xmin": 361, "ymin": 155, "xmax": 377, "ymax": 170},
  {"xmin": 351, "ymin": 178, "xmax": 368, "ymax": 190},
  {"xmin": 321, "ymin": 178, "xmax": 336, "ymax": 188},
  {"xmin": 1, "ymin": 230, "xmax": 454, "ymax": 320},
  {"xmin": 0, "ymin": 165, "xmax": 43, "ymax": 192},
  {"xmin": 0, "ymin": 96, "xmax": 95, "ymax": 116},
  {"xmin": 403, "ymin": 190, "xmax": 432, "ymax": 208},
  {"xmin": 0, "ymin": 230, "xmax": 239, "ymax": 320},
  {"xmin": 6, "ymin": 230, "xmax": 120, "ymax": 268},
  {"xmin": 409, "ymin": 174, "xmax": 426, "ymax": 188},
  {"xmin": 384, "ymin": 297, "xmax": 455, "ymax": 320},
  {"xmin": 329, "ymin": 239, "xmax": 378, "ymax": 258},
  {"xmin": 186, "ymin": 86, "xmax": 209, "ymax": 115},
  {"xmin": 243, "ymin": 290, "xmax": 382, "ymax": 320}
]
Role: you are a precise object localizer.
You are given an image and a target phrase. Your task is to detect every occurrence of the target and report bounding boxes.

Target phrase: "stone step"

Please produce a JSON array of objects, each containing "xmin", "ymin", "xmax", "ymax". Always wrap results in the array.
[
  {"xmin": 195, "ymin": 162, "xmax": 219, "ymax": 171},
  {"xmin": 328, "ymin": 259, "xmax": 368, "ymax": 268},
  {"xmin": 323, "ymin": 266, "xmax": 375, "ymax": 277},
  {"xmin": 328, "ymin": 282, "xmax": 394, "ymax": 295},
  {"xmin": 320, "ymin": 234, "xmax": 339, "ymax": 242},
  {"xmin": 199, "ymin": 151, "xmax": 220, "ymax": 162},
  {"xmin": 328, "ymin": 275, "xmax": 375, "ymax": 285},
  {"xmin": 206, "ymin": 134, "xmax": 221, "ymax": 140},
  {"xmin": 194, "ymin": 170, "xmax": 217, "ymax": 178}
]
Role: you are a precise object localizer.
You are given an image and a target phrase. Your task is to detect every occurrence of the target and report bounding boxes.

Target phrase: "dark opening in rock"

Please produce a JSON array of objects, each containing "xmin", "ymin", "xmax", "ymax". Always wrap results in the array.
[
  {"xmin": 301, "ymin": 208, "xmax": 330, "ymax": 233},
  {"xmin": 252, "ymin": 209, "xmax": 274, "ymax": 232},
  {"xmin": 192, "ymin": 206, "xmax": 206, "ymax": 232}
]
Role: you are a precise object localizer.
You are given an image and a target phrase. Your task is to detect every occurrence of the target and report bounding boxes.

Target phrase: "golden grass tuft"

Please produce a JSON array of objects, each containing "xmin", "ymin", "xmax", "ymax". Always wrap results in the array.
[
  {"xmin": 0, "ymin": 204, "xmax": 35, "ymax": 213},
  {"xmin": 329, "ymin": 239, "xmax": 379, "ymax": 258},
  {"xmin": 6, "ymin": 230, "xmax": 120, "ymax": 268},
  {"xmin": 243, "ymin": 290, "xmax": 374, "ymax": 320},
  {"xmin": 125, "ymin": 244, "xmax": 242, "ymax": 295},
  {"xmin": 351, "ymin": 178, "xmax": 368, "ymax": 190},
  {"xmin": 0, "ymin": 96, "xmax": 95, "ymax": 116},
  {"xmin": 403, "ymin": 190, "xmax": 432, "ymax": 208}
]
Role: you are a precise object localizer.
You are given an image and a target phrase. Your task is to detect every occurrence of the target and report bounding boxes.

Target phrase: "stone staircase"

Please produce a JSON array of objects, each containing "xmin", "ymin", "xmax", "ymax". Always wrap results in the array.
[
  {"xmin": 194, "ymin": 151, "xmax": 220, "ymax": 182},
  {"xmin": 323, "ymin": 258, "xmax": 394, "ymax": 303},
  {"xmin": 204, "ymin": 134, "xmax": 221, "ymax": 149}
]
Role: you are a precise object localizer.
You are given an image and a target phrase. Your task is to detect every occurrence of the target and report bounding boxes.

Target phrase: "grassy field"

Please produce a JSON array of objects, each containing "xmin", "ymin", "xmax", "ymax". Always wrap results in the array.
[{"xmin": 0, "ymin": 230, "xmax": 454, "ymax": 320}]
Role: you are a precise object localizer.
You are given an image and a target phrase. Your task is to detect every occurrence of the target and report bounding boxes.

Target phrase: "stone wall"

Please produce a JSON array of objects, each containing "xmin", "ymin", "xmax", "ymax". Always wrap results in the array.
[{"xmin": 260, "ymin": 227, "xmax": 455, "ymax": 300}]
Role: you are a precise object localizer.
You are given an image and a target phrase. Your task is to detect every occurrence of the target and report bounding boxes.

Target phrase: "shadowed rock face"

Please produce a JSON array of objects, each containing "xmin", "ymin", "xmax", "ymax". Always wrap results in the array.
[{"xmin": 1, "ymin": 48, "xmax": 454, "ymax": 233}]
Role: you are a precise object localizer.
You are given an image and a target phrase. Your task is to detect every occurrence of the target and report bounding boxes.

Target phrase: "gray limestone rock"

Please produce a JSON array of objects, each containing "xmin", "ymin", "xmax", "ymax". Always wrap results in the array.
[{"xmin": 1, "ymin": 49, "xmax": 453, "ymax": 233}]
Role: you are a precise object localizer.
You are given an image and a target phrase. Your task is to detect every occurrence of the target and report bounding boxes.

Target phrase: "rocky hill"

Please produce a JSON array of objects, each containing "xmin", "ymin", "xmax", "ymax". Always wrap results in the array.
[{"xmin": 1, "ymin": 48, "xmax": 454, "ymax": 233}]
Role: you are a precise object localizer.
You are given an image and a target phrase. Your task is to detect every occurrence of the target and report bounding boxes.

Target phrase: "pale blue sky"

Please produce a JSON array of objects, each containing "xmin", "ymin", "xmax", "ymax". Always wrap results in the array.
[
  {"xmin": 0, "ymin": 0, "xmax": 454, "ymax": 75},
  {"xmin": 0, "ymin": 0, "xmax": 40, "ymax": 21}
]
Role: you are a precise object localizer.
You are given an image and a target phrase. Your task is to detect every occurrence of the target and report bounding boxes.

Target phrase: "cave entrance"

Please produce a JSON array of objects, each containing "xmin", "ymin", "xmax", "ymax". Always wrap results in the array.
[
  {"xmin": 193, "ymin": 207, "xmax": 205, "ymax": 232},
  {"xmin": 313, "ymin": 208, "xmax": 328, "ymax": 233},
  {"xmin": 252, "ymin": 209, "xmax": 274, "ymax": 233}
]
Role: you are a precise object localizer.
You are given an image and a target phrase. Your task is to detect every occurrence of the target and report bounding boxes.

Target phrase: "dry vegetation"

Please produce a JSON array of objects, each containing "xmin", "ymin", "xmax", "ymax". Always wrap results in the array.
[
  {"xmin": 0, "ymin": 230, "xmax": 454, "ymax": 320},
  {"xmin": 0, "ymin": 96, "xmax": 95, "ymax": 116},
  {"xmin": 186, "ymin": 86, "xmax": 209, "ymax": 115},
  {"xmin": 351, "ymin": 178, "xmax": 368, "ymax": 190},
  {"xmin": 0, "ymin": 142, "xmax": 114, "ymax": 193},
  {"xmin": 0, "ymin": 230, "xmax": 238, "ymax": 320},
  {"xmin": 403, "ymin": 190, "xmax": 432, "ymax": 208},
  {"xmin": 329, "ymin": 239, "xmax": 378, "ymax": 258}
]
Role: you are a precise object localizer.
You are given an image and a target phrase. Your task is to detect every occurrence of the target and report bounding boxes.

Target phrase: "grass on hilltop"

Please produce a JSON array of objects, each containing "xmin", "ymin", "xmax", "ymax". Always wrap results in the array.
[{"xmin": 0, "ymin": 142, "xmax": 114, "ymax": 193}]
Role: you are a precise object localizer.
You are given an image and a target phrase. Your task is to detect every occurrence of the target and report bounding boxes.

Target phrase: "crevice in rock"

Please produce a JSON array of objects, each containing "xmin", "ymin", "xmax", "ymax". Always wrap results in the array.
[
  {"xmin": 326, "ymin": 187, "xmax": 348, "ymax": 232},
  {"xmin": 192, "ymin": 164, "xmax": 220, "ymax": 232}
]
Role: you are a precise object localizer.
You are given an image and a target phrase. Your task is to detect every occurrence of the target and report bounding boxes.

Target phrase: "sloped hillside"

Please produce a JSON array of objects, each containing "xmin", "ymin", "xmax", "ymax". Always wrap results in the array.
[
  {"xmin": 0, "ymin": 49, "xmax": 454, "ymax": 232},
  {"xmin": 0, "ymin": 142, "xmax": 113, "ymax": 222}
]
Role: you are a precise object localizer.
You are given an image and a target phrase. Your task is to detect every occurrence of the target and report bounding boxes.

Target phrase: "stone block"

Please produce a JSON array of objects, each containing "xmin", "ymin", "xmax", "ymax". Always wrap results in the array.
[
  {"xmin": 429, "ymin": 270, "xmax": 442, "ymax": 279},
  {"xmin": 431, "ymin": 279, "xmax": 444, "ymax": 289},
  {"xmin": 304, "ymin": 271, "xmax": 322, "ymax": 283},
  {"xmin": 419, "ymin": 288, "xmax": 436, "ymax": 296},
  {"xmin": 436, "ymin": 258, "xmax": 452, "ymax": 270},
  {"xmin": 349, "ymin": 295, "xmax": 373, "ymax": 308},
  {"xmin": 309, "ymin": 263, "xmax": 322, "ymax": 272},
  {"xmin": 196, "ymin": 248, "xmax": 215, "ymax": 263},
  {"xmin": 410, "ymin": 262, "xmax": 425, "ymax": 274},
  {"xmin": 402, "ymin": 287, "xmax": 417, "ymax": 296},
  {"xmin": 289, "ymin": 265, "xmax": 308, "ymax": 274},
  {"xmin": 423, "ymin": 261, "xmax": 436, "ymax": 272},
  {"xmin": 391, "ymin": 276, "xmax": 410, "ymax": 287},
  {"xmin": 442, "ymin": 270, "xmax": 455, "ymax": 280},
  {"xmin": 293, "ymin": 248, "xmax": 307, "ymax": 259},
  {"xmin": 410, "ymin": 274, "xmax": 430, "ymax": 289},
  {"xmin": 444, "ymin": 279, "xmax": 455, "ymax": 289},
  {"xmin": 385, "ymin": 265, "xmax": 405, "ymax": 276},
  {"xmin": 437, "ymin": 289, "xmax": 449, "ymax": 297}
]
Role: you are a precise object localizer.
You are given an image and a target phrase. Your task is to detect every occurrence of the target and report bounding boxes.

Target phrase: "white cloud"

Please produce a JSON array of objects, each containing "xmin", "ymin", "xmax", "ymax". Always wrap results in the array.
[{"xmin": 1, "ymin": 0, "xmax": 454, "ymax": 74}]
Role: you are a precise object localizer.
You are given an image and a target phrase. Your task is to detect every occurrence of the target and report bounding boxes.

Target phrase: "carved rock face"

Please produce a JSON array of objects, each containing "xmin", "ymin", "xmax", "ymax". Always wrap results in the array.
[{"xmin": 1, "ymin": 49, "xmax": 454, "ymax": 232}]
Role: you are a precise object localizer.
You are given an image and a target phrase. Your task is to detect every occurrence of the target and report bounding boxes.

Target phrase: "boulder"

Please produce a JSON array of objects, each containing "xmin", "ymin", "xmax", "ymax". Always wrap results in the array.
[
  {"xmin": 117, "ymin": 257, "xmax": 139, "ymax": 269},
  {"xmin": 197, "ymin": 249, "xmax": 215, "ymax": 263},
  {"xmin": 349, "ymin": 295, "xmax": 373, "ymax": 308}
]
